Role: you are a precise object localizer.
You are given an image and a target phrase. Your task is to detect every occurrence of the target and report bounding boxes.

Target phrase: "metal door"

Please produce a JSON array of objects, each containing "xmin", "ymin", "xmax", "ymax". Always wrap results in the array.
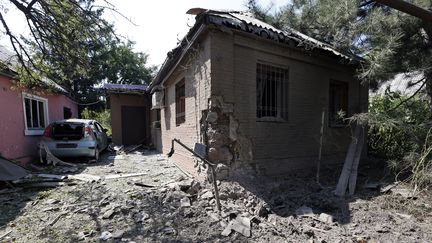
[{"xmin": 121, "ymin": 106, "xmax": 146, "ymax": 145}]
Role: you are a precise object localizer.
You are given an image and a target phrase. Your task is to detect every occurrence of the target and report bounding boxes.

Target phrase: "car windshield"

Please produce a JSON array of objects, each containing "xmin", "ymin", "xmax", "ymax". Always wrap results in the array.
[{"xmin": 52, "ymin": 122, "xmax": 84, "ymax": 140}]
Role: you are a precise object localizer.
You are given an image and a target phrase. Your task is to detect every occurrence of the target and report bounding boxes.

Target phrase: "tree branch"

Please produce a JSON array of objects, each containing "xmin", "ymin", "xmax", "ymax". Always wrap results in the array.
[{"xmin": 390, "ymin": 78, "xmax": 426, "ymax": 111}]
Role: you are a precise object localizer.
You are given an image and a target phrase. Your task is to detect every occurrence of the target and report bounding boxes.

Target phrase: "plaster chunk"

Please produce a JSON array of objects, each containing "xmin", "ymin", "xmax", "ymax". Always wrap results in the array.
[
  {"xmin": 215, "ymin": 163, "xmax": 229, "ymax": 180},
  {"xmin": 208, "ymin": 146, "xmax": 233, "ymax": 163},
  {"xmin": 229, "ymin": 115, "xmax": 239, "ymax": 141},
  {"xmin": 206, "ymin": 112, "xmax": 218, "ymax": 123}
]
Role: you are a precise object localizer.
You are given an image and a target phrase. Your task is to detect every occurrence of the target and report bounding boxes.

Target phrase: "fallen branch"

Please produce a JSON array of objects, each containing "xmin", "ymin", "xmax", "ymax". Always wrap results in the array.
[
  {"xmin": 306, "ymin": 225, "xmax": 330, "ymax": 233},
  {"xmin": 134, "ymin": 182, "xmax": 155, "ymax": 188},
  {"xmin": 48, "ymin": 212, "xmax": 67, "ymax": 226},
  {"xmin": 0, "ymin": 230, "xmax": 12, "ymax": 240}
]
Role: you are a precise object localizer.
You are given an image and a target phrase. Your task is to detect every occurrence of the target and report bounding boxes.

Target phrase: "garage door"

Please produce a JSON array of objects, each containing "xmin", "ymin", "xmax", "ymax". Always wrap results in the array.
[{"xmin": 121, "ymin": 106, "xmax": 146, "ymax": 145}]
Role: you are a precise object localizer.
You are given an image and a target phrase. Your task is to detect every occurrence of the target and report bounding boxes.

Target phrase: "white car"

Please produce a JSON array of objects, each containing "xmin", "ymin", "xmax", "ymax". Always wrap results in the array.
[{"xmin": 41, "ymin": 119, "xmax": 108, "ymax": 161}]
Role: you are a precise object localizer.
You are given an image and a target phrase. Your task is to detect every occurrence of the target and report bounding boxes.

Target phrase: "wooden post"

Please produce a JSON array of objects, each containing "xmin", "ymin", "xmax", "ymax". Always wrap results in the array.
[
  {"xmin": 348, "ymin": 127, "xmax": 365, "ymax": 195},
  {"xmin": 334, "ymin": 125, "xmax": 363, "ymax": 196},
  {"xmin": 316, "ymin": 109, "xmax": 325, "ymax": 184}
]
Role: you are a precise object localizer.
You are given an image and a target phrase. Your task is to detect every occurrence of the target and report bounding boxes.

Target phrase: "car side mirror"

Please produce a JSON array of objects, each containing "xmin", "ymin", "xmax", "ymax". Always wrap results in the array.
[{"xmin": 103, "ymin": 128, "xmax": 108, "ymax": 133}]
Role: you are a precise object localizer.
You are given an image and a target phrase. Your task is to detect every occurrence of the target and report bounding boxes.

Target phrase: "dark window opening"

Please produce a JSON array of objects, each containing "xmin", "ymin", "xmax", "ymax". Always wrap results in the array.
[
  {"xmin": 156, "ymin": 109, "xmax": 161, "ymax": 121},
  {"xmin": 175, "ymin": 79, "xmax": 186, "ymax": 126},
  {"xmin": 63, "ymin": 107, "xmax": 72, "ymax": 119},
  {"xmin": 24, "ymin": 97, "xmax": 46, "ymax": 129},
  {"xmin": 256, "ymin": 63, "xmax": 289, "ymax": 120},
  {"xmin": 329, "ymin": 80, "xmax": 348, "ymax": 126}
]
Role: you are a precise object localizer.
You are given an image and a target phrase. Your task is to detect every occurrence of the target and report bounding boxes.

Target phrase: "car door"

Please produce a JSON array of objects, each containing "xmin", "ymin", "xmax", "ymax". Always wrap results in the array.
[{"xmin": 95, "ymin": 122, "xmax": 108, "ymax": 150}]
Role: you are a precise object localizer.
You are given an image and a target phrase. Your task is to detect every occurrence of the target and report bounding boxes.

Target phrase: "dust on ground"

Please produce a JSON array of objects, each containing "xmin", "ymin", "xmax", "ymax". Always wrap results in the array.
[{"xmin": 0, "ymin": 150, "xmax": 431, "ymax": 242}]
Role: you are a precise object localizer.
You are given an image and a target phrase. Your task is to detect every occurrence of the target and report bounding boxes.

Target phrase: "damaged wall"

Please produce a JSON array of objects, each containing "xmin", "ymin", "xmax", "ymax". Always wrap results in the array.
[
  {"xmin": 201, "ymin": 96, "xmax": 253, "ymax": 179},
  {"xmin": 158, "ymin": 26, "xmax": 367, "ymax": 179},
  {"xmin": 160, "ymin": 33, "xmax": 213, "ymax": 178},
  {"xmin": 208, "ymin": 29, "xmax": 368, "ymax": 176}
]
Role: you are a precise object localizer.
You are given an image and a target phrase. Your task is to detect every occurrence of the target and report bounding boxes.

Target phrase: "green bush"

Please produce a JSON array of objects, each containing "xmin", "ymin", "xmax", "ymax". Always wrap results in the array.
[
  {"xmin": 81, "ymin": 108, "xmax": 112, "ymax": 136},
  {"xmin": 355, "ymin": 91, "xmax": 432, "ymax": 189}
]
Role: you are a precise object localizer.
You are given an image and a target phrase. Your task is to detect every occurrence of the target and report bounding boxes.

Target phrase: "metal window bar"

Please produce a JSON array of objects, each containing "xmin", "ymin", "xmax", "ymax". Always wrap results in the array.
[{"xmin": 256, "ymin": 64, "xmax": 288, "ymax": 119}]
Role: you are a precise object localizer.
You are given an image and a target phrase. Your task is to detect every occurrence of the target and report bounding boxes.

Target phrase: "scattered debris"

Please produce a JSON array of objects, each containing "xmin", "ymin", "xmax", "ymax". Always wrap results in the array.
[
  {"xmin": 1, "ymin": 150, "xmax": 430, "ymax": 242},
  {"xmin": 19, "ymin": 182, "xmax": 66, "ymax": 188},
  {"xmin": 99, "ymin": 231, "xmax": 112, "ymax": 241},
  {"xmin": 295, "ymin": 206, "xmax": 314, "ymax": 217},
  {"xmin": 48, "ymin": 212, "xmax": 67, "ymax": 226},
  {"xmin": 162, "ymin": 226, "xmax": 176, "ymax": 235},
  {"xmin": 39, "ymin": 142, "xmax": 77, "ymax": 168},
  {"xmin": 134, "ymin": 182, "xmax": 155, "ymax": 187},
  {"xmin": 112, "ymin": 230, "xmax": 124, "ymax": 239},
  {"xmin": 318, "ymin": 213, "xmax": 334, "ymax": 224},
  {"xmin": 0, "ymin": 230, "xmax": 12, "ymax": 240},
  {"xmin": 0, "ymin": 156, "xmax": 29, "ymax": 181},
  {"xmin": 180, "ymin": 197, "xmax": 191, "ymax": 207},
  {"xmin": 35, "ymin": 174, "xmax": 67, "ymax": 180},
  {"xmin": 102, "ymin": 208, "xmax": 116, "ymax": 219},
  {"xmin": 68, "ymin": 174, "xmax": 101, "ymax": 182},
  {"xmin": 201, "ymin": 190, "xmax": 214, "ymax": 199},
  {"xmin": 104, "ymin": 172, "xmax": 147, "ymax": 180},
  {"xmin": 222, "ymin": 216, "xmax": 251, "ymax": 237}
]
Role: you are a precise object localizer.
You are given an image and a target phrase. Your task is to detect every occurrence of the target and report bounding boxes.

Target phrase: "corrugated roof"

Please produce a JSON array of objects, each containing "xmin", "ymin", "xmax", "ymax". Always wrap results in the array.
[
  {"xmin": 151, "ymin": 8, "xmax": 362, "ymax": 90},
  {"xmin": 103, "ymin": 83, "xmax": 148, "ymax": 92},
  {"xmin": 200, "ymin": 9, "xmax": 360, "ymax": 61}
]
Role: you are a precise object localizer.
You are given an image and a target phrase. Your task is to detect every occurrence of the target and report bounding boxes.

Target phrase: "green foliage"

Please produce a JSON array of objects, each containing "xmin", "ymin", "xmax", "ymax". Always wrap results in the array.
[
  {"xmin": 81, "ymin": 108, "xmax": 112, "ymax": 136},
  {"xmin": 366, "ymin": 93, "xmax": 430, "ymax": 159},
  {"xmin": 1, "ymin": 0, "xmax": 155, "ymax": 104},
  {"xmin": 351, "ymin": 93, "xmax": 432, "ymax": 189}
]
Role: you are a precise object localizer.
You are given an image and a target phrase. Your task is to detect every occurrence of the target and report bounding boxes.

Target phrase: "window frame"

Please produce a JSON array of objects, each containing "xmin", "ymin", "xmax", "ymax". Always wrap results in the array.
[
  {"xmin": 175, "ymin": 78, "xmax": 186, "ymax": 126},
  {"xmin": 328, "ymin": 80, "xmax": 349, "ymax": 128},
  {"xmin": 256, "ymin": 62, "xmax": 289, "ymax": 122},
  {"xmin": 22, "ymin": 92, "xmax": 49, "ymax": 136},
  {"xmin": 63, "ymin": 107, "xmax": 72, "ymax": 119}
]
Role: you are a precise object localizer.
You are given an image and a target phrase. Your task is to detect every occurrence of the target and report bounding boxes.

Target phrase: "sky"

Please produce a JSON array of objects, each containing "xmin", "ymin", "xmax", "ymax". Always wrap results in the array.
[{"xmin": 0, "ymin": 0, "xmax": 288, "ymax": 67}]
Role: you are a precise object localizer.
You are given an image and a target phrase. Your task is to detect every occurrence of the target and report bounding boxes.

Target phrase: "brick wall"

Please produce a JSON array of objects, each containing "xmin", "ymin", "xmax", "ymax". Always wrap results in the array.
[
  {"xmin": 160, "ymin": 34, "xmax": 212, "ymax": 177},
  {"xmin": 159, "ymin": 28, "xmax": 368, "ymax": 177},
  {"xmin": 210, "ymin": 30, "xmax": 369, "ymax": 175}
]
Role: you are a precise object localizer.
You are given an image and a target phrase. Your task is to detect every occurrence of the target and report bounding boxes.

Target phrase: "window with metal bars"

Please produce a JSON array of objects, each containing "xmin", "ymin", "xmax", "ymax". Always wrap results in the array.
[
  {"xmin": 256, "ymin": 63, "xmax": 289, "ymax": 121},
  {"xmin": 175, "ymin": 79, "xmax": 185, "ymax": 126}
]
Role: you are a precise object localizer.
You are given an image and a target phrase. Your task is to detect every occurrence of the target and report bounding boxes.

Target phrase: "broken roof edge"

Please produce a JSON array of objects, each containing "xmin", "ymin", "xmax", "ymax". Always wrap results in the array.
[
  {"xmin": 149, "ymin": 19, "xmax": 207, "ymax": 92},
  {"xmin": 150, "ymin": 8, "xmax": 363, "ymax": 91},
  {"xmin": 103, "ymin": 83, "xmax": 149, "ymax": 95}
]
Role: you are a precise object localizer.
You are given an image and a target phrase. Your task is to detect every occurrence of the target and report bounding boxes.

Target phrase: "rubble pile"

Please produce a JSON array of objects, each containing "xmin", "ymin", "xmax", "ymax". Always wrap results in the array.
[{"xmin": 0, "ymin": 151, "xmax": 431, "ymax": 242}]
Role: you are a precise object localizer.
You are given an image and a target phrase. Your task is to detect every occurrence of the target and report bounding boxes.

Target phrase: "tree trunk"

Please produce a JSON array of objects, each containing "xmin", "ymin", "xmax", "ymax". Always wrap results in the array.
[{"xmin": 423, "ymin": 22, "xmax": 432, "ymax": 110}]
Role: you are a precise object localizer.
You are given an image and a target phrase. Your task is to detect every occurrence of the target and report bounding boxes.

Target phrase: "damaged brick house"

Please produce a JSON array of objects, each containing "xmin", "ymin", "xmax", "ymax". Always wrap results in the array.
[{"xmin": 149, "ymin": 8, "xmax": 368, "ymax": 178}]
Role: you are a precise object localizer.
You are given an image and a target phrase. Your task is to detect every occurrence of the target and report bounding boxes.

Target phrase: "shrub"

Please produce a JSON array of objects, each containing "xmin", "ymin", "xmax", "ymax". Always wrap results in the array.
[
  {"xmin": 81, "ymin": 108, "xmax": 112, "ymax": 136},
  {"xmin": 352, "ymin": 91, "xmax": 432, "ymax": 190}
]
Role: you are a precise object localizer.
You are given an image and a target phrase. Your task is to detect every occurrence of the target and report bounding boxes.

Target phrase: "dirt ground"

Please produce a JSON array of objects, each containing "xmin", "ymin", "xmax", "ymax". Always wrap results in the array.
[{"xmin": 0, "ymin": 150, "xmax": 431, "ymax": 242}]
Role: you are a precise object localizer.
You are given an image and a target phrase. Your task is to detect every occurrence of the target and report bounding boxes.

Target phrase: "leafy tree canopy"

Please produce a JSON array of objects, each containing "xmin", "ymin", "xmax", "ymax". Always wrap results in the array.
[{"xmin": 0, "ymin": 0, "xmax": 155, "ymax": 102}]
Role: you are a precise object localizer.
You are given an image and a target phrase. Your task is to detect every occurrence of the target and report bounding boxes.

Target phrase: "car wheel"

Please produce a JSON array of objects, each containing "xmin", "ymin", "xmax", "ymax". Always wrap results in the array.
[{"xmin": 94, "ymin": 148, "xmax": 99, "ymax": 162}]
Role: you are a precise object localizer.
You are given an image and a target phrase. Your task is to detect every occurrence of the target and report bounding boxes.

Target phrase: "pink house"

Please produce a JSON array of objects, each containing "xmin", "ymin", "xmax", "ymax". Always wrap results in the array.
[{"xmin": 0, "ymin": 48, "xmax": 78, "ymax": 164}]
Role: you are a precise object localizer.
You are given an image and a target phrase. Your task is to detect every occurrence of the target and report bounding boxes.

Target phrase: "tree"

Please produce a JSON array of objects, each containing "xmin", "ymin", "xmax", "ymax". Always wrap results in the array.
[
  {"xmin": 0, "ymin": 0, "xmax": 155, "ymax": 103},
  {"xmin": 247, "ymin": 0, "xmax": 432, "ymax": 104}
]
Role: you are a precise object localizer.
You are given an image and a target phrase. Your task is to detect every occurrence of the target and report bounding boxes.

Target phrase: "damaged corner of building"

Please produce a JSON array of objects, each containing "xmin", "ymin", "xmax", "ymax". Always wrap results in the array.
[{"xmin": 200, "ymin": 95, "xmax": 254, "ymax": 181}]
